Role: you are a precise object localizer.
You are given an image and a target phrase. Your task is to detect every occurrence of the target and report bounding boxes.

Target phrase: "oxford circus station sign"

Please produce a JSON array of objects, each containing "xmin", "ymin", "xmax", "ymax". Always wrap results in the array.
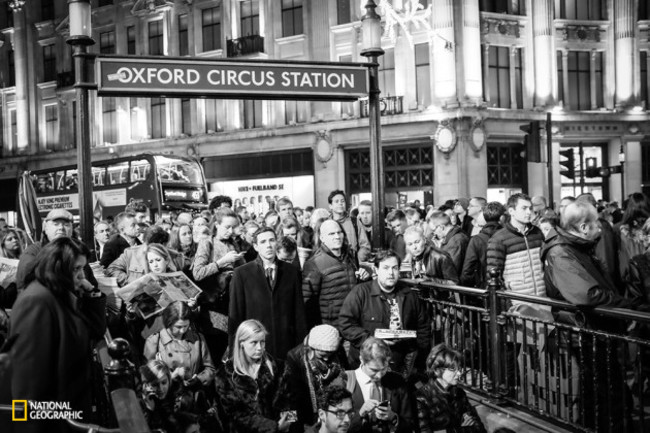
[{"xmin": 96, "ymin": 56, "xmax": 368, "ymax": 101}]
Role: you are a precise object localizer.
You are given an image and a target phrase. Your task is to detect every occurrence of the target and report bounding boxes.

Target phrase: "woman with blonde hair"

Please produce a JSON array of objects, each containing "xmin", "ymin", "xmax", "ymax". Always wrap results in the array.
[{"xmin": 215, "ymin": 319, "xmax": 292, "ymax": 433}]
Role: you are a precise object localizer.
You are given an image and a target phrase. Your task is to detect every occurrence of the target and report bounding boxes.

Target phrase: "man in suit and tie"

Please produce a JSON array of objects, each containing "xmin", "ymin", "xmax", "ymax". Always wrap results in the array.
[
  {"xmin": 229, "ymin": 227, "xmax": 308, "ymax": 360},
  {"xmin": 344, "ymin": 337, "xmax": 414, "ymax": 433}
]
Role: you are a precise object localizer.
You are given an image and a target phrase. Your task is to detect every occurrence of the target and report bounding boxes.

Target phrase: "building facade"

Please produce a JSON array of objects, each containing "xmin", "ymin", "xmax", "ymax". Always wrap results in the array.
[{"xmin": 0, "ymin": 0, "xmax": 649, "ymax": 217}]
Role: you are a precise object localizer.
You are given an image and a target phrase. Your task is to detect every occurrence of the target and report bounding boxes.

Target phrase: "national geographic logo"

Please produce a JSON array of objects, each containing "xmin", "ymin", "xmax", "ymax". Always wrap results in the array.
[{"xmin": 12, "ymin": 400, "xmax": 83, "ymax": 421}]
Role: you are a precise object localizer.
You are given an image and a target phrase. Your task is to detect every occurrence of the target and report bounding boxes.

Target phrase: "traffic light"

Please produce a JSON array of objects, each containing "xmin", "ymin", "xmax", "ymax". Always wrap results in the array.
[
  {"xmin": 520, "ymin": 121, "xmax": 541, "ymax": 162},
  {"xmin": 559, "ymin": 148, "xmax": 575, "ymax": 179},
  {"xmin": 585, "ymin": 157, "xmax": 599, "ymax": 177}
]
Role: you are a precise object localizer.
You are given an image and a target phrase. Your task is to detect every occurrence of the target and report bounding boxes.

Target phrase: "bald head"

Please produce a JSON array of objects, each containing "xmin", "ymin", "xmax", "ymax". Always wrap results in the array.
[{"xmin": 319, "ymin": 219, "xmax": 345, "ymax": 254}]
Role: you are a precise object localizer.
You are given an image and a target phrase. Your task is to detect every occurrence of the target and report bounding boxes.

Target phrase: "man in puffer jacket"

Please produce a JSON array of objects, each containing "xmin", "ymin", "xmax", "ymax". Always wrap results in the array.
[
  {"xmin": 486, "ymin": 193, "xmax": 546, "ymax": 300},
  {"xmin": 303, "ymin": 220, "xmax": 370, "ymax": 329}
]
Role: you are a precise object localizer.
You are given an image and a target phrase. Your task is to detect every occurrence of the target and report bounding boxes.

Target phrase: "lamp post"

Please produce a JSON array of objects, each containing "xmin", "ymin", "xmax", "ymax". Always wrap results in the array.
[
  {"xmin": 619, "ymin": 144, "xmax": 626, "ymax": 203},
  {"xmin": 360, "ymin": 0, "xmax": 385, "ymax": 250},
  {"xmin": 67, "ymin": 0, "xmax": 95, "ymax": 248}
]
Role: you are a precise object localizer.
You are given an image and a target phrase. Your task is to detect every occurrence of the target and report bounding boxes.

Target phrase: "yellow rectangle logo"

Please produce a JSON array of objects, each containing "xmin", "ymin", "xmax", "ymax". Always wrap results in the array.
[{"xmin": 12, "ymin": 400, "xmax": 27, "ymax": 421}]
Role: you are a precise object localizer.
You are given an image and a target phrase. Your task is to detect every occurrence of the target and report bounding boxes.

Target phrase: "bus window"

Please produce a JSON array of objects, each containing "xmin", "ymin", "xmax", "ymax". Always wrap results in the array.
[
  {"xmin": 155, "ymin": 156, "xmax": 202, "ymax": 184},
  {"xmin": 108, "ymin": 162, "xmax": 129, "ymax": 185},
  {"xmin": 34, "ymin": 173, "xmax": 54, "ymax": 193},
  {"xmin": 55, "ymin": 171, "xmax": 66, "ymax": 191},
  {"xmin": 130, "ymin": 159, "xmax": 151, "ymax": 182},
  {"xmin": 92, "ymin": 166, "xmax": 106, "ymax": 187},
  {"xmin": 65, "ymin": 169, "xmax": 79, "ymax": 190}
]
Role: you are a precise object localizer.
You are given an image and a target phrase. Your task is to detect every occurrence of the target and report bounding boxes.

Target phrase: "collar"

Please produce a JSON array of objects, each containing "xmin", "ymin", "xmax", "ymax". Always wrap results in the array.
[
  {"xmin": 355, "ymin": 366, "xmax": 374, "ymax": 386},
  {"xmin": 120, "ymin": 234, "xmax": 136, "ymax": 245},
  {"xmin": 370, "ymin": 280, "xmax": 403, "ymax": 297}
]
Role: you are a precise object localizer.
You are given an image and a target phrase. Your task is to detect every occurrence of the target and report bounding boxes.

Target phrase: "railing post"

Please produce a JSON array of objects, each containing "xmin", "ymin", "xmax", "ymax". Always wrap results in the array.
[
  {"xmin": 104, "ymin": 338, "xmax": 136, "ymax": 392},
  {"xmin": 487, "ymin": 268, "xmax": 504, "ymax": 396}
]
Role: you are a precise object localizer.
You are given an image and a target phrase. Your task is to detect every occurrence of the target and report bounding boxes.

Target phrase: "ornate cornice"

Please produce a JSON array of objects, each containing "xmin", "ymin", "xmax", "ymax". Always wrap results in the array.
[{"xmin": 481, "ymin": 16, "xmax": 522, "ymax": 38}]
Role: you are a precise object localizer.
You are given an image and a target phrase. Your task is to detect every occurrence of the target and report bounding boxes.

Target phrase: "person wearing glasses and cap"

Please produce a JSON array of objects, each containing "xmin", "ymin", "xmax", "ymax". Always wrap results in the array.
[{"xmin": 276, "ymin": 324, "xmax": 348, "ymax": 429}]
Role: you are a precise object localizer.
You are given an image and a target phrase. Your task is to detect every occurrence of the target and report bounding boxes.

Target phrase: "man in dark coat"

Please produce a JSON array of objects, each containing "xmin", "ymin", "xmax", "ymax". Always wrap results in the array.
[
  {"xmin": 541, "ymin": 201, "xmax": 643, "ymax": 432},
  {"xmin": 460, "ymin": 202, "xmax": 505, "ymax": 288},
  {"xmin": 303, "ymin": 220, "xmax": 370, "ymax": 329},
  {"xmin": 229, "ymin": 227, "xmax": 307, "ymax": 361},
  {"xmin": 427, "ymin": 210, "xmax": 469, "ymax": 275},
  {"xmin": 403, "ymin": 226, "xmax": 458, "ymax": 283},
  {"xmin": 100, "ymin": 211, "xmax": 141, "ymax": 268},
  {"xmin": 339, "ymin": 250, "xmax": 431, "ymax": 372}
]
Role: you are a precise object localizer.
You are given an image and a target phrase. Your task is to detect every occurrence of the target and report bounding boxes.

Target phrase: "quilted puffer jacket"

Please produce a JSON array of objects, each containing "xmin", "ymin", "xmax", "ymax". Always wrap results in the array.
[
  {"xmin": 302, "ymin": 245, "xmax": 360, "ymax": 327},
  {"xmin": 486, "ymin": 221, "xmax": 546, "ymax": 299}
]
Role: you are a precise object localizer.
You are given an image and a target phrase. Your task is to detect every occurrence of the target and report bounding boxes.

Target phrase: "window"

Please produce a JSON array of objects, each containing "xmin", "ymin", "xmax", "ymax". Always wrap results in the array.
[
  {"xmin": 241, "ymin": 0, "xmax": 260, "ymax": 36},
  {"xmin": 641, "ymin": 0, "xmax": 650, "ymax": 20},
  {"xmin": 181, "ymin": 98, "xmax": 191, "ymax": 135},
  {"xmin": 99, "ymin": 30, "xmax": 116, "ymax": 54},
  {"xmin": 554, "ymin": 0, "xmax": 604, "ymax": 20},
  {"xmin": 205, "ymin": 99, "xmax": 221, "ymax": 132},
  {"xmin": 202, "ymin": 7, "xmax": 222, "ymax": 51},
  {"xmin": 92, "ymin": 166, "xmax": 106, "ymax": 187},
  {"xmin": 7, "ymin": 49, "xmax": 15, "ymax": 87},
  {"xmin": 45, "ymin": 105, "xmax": 58, "ymax": 151},
  {"xmin": 178, "ymin": 14, "xmax": 189, "ymax": 56},
  {"xmin": 150, "ymin": 97, "xmax": 166, "ymax": 139},
  {"xmin": 102, "ymin": 97, "xmax": 117, "ymax": 144},
  {"xmin": 127, "ymin": 26, "xmax": 136, "ymax": 55},
  {"xmin": 98, "ymin": 0, "xmax": 113, "ymax": 6},
  {"xmin": 642, "ymin": 51, "xmax": 649, "ymax": 106},
  {"xmin": 337, "ymin": 0, "xmax": 351, "ymax": 25},
  {"xmin": 130, "ymin": 97, "xmax": 140, "ymax": 140},
  {"xmin": 243, "ymin": 100, "xmax": 262, "ymax": 129},
  {"xmin": 108, "ymin": 162, "xmax": 129, "ymax": 185},
  {"xmin": 557, "ymin": 51, "xmax": 564, "ymax": 103},
  {"xmin": 560, "ymin": 144, "xmax": 608, "ymax": 199},
  {"xmin": 42, "ymin": 44, "xmax": 56, "ymax": 82},
  {"xmin": 9, "ymin": 109, "xmax": 16, "ymax": 152},
  {"xmin": 339, "ymin": 55, "xmax": 355, "ymax": 117},
  {"xmin": 282, "ymin": 0, "xmax": 303, "ymax": 37},
  {"xmin": 415, "ymin": 43, "xmax": 431, "ymax": 107},
  {"xmin": 7, "ymin": 3, "xmax": 13, "ymax": 28},
  {"xmin": 41, "ymin": 0, "xmax": 54, "ymax": 21},
  {"xmin": 479, "ymin": 0, "xmax": 521, "ymax": 14},
  {"xmin": 561, "ymin": 51, "xmax": 603, "ymax": 110},
  {"xmin": 285, "ymin": 100, "xmax": 307, "ymax": 125},
  {"xmin": 378, "ymin": 48, "xmax": 396, "ymax": 97},
  {"xmin": 484, "ymin": 46, "xmax": 522, "ymax": 108},
  {"xmin": 487, "ymin": 142, "xmax": 525, "ymax": 188},
  {"xmin": 149, "ymin": 20, "xmax": 164, "ymax": 55}
]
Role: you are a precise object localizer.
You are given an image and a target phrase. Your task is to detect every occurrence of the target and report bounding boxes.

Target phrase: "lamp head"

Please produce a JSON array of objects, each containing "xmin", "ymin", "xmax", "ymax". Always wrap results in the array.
[
  {"xmin": 67, "ymin": 0, "xmax": 93, "ymax": 45},
  {"xmin": 360, "ymin": 0, "xmax": 384, "ymax": 58}
]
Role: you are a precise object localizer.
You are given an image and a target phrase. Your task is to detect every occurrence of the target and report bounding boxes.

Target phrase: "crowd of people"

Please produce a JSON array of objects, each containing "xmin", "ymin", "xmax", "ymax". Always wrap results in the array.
[{"xmin": 1, "ymin": 188, "xmax": 650, "ymax": 433}]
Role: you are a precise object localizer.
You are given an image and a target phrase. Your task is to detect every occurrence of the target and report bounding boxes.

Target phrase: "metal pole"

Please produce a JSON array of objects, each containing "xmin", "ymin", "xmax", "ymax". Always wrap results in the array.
[
  {"xmin": 578, "ymin": 142, "xmax": 585, "ymax": 195},
  {"xmin": 69, "ymin": 40, "xmax": 95, "ymax": 248},
  {"xmin": 621, "ymin": 161, "xmax": 625, "ymax": 203},
  {"xmin": 546, "ymin": 112, "xmax": 554, "ymax": 206},
  {"xmin": 487, "ymin": 268, "xmax": 503, "ymax": 395},
  {"xmin": 367, "ymin": 56, "xmax": 385, "ymax": 249}
]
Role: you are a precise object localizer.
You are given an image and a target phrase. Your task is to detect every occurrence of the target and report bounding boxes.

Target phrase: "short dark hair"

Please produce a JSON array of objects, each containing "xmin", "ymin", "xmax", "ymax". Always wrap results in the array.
[
  {"xmin": 34, "ymin": 237, "xmax": 90, "ymax": 298},
  {"xmin": 506, "ymin": 193, "xmax": 532, "ymax": 210},
  {"xmin": 358, "ymin": 200, "xmax": 372, "ymax": 208},
  {"xmin": 471, "ymin": 197, "xmax": 487, "ymax": 209},
  {"xmin": 213, "ymin": 208, "xmax": 239, "ymax": 225},
  {"xmin": 305, "ymin": 206, "xmax": 314, "ymax": 213},
  {"xmin": 279, "ymin": 217, "xmax": 300, "ymax": 231},
  {"xmin": 328, "ymin": 190, "xmax": 347, "ymax": 205},
  {"xmin": 235, "ymin": 206, "xmax": 247, "ymax": 214},
  {"xmin": 386, "ymin": 209, "xmax": 406, "ymax": 223},
  {"xmin": 276, "ymin": 235, "xmax": 297, "ymax": 254},
  {"xmin": 125, "ymin": 201, "xmax": 149, "ymax": 214},
  {"xmin": 253, "ymin": 226, "xmax": 276, "ymax": 244},
  {"xmin": 209, "ymin": 195, "xmax": 233, "ymax": 211},
  {"xmin": 162, "ymin": 301, "xmax": 192, "ymax": 329},
  {"xmin": 483, "ymin": 202, "xmax": 506, "ymax": 224},
  {"xmin": 373, "ymin": 249, "xmax": 401, "ymax": 269},
  {"xmin": 318, "ymin": 385, "xmax": 353, "ymax": 411},
  {"xmin": 144, "ymin": 225, "xmax": 170, "ymax": 245}
]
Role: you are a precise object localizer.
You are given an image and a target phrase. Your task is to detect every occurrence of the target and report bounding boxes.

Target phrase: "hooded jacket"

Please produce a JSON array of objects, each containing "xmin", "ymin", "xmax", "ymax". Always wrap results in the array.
[
  {"xmin": 460, "ymin": 222, "xmax": 501, "ymax": 288},
  {"xmin": 541, "ymin": 227, "xmax": 640, "ymax": 329},
  {"xmin": 487, "ymin": 221, "xmax": 546, "ymax": 299},
  {"xmin": 439, "ymin": 226, "xmax": 469, "ymax": 275}
]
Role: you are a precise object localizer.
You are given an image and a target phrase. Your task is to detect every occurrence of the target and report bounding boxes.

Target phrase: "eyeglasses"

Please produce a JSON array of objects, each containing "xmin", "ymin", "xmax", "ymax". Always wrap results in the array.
[{"xmin": 325, "ymin": 409, "xmax": 356, "ymax": 420}]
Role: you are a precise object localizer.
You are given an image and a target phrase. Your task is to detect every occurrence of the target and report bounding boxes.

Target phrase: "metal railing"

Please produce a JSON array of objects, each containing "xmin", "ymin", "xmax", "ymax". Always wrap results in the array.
[
  {"xmin": 359, "ymin": 95, "xmax": 403, "ymax": 118},
  {"xmin": 405, "ymin": 272, "xmax": 650, "ymax": 433},
  {"xmin": 226, "ymin": 35, "xmax": 265, "ymax": 57}
]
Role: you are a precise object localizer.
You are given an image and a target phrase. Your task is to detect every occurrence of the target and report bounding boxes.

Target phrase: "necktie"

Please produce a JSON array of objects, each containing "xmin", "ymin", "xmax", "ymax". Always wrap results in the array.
[
  {"xmin": 369, "ymin": 381, "xmax": 382, "ymax": 402},
  {"xmin": 265, "ymin": 267, "xmax": 274, "ymax": 288}
]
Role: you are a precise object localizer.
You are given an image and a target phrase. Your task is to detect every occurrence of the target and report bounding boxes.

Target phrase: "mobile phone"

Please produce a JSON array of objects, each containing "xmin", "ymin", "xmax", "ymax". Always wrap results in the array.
[
  {"xmin": 377, "ymin": 400, "xmax": 389, "ymax": 408},
  {"xmin": 281, "ymin": 410, "xmax": 298, "ymax": 423}
]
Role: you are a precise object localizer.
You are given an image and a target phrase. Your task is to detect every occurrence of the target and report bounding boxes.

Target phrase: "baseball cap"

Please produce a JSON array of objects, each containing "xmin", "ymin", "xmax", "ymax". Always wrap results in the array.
[{"xmin": 45, "ymin": 209, "xmax": 74, "ymax": 223}]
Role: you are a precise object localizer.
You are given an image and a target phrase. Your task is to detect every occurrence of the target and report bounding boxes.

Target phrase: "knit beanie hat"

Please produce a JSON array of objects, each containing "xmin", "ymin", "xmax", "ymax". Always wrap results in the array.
[
  {"xmin": 307, "ymin": 324, "xmax": 341, "ymax": 352},
  {"xmin": 455, "ymin": 198, "xmax": 470, "ymax": 211}
]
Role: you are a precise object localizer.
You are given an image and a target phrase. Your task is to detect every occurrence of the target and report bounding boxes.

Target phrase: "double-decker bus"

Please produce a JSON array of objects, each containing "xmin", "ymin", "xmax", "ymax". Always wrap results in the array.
[{"xmin": 31, "ymin": 153, "xmax": 208, "ymax": 220}]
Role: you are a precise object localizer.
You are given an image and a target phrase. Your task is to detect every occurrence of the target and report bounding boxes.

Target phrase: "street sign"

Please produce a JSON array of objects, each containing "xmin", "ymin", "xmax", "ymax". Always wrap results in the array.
[{"xmin": 96, "ymin": 56, "xmax": 368, "ymax": 101}]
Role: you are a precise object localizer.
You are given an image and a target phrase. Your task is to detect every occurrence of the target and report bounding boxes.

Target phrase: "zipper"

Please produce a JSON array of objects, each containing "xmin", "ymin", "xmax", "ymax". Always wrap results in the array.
[{"xmin": 522, "ymin": 230, "xmax": 539, "ymax": 295}]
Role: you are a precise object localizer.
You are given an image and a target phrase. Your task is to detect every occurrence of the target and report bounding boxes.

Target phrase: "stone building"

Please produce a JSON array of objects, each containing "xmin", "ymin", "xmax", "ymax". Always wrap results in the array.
[{"xmin": 0, "ymin": 0, "xmax": 649, "ymax": 218}]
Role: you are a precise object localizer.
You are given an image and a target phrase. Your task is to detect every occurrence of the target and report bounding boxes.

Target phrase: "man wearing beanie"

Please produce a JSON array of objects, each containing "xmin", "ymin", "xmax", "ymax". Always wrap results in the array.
[
  {"xmin": 338, "ymin": 250, "xmax": 430, "ymax": 375},
  {"xmin": 453, "ymin": 198, "xmax": 474, "ymax": 236},
  {"xmin": 276, "ymin": 324, "xmax": 348, "ymax": 430}
]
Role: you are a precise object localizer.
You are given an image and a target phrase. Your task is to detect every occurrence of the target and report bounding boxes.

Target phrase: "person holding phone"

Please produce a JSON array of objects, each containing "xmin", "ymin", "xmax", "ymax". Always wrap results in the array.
[
  {"xmin": 343, "ymin": 337, "xmax": 415, "ymax": 433},
  {"xmin": 215, "ymin": 320, "xmax": 293, "ymax": 433}
]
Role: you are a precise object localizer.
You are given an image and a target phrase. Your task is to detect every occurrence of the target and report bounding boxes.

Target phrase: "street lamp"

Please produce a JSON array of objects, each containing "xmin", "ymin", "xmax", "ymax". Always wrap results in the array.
[
  {"xmin": 619, "ymin": 143, "xmax": 626, "ymax": 203},
  {"xmin": 360, "ymin": 0, "xmax": 385, "ymax": 250},
  {"xmin": 67, "ymin": 0, "xmax": 95, "ymax": 248}
]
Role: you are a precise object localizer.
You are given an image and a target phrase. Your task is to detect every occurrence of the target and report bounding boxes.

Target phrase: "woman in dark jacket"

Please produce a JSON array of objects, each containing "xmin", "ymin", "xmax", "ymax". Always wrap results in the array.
[
  {"xmin": 215, "ymin": 319, "xmax": 292, "ymax": 433},
  {"xmin": 9, "ymin": 237, "xmax": 106, "ymax": 433},
  {"xmin": 415, "ymin": 344, "xmax": 486, "ymax": 433}
]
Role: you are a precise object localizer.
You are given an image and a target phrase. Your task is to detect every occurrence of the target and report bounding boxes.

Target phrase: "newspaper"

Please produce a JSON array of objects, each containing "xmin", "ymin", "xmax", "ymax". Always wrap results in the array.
[
  {"xmin": 0, "ymin": 257, "xmax": 19, "ymax": 288},
  {"xmin": 374, "ymin": 329, "xmax": 417, "ymax": 339},
  {"xmin": 116, "ymin": 271, "xmax": 202, "ymax": 320}
]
